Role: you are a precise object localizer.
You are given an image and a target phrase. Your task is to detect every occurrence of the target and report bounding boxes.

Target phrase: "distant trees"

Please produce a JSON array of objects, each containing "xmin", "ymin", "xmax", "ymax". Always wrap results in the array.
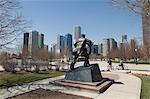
[
  {"xmin": 90, "ymin": 54, "xmax": 103, "ymax": 61},
  {"xmin": 109, "ymin": 48, "xmax": 120, "ymax": 59},
  {"xmin": 108, "ymin": 39, "xmax": 147, "ymax": 61},
  {"xmin": 36, "ymin": 48, "xmax": 50, "ymax": 61},
  {"xmin": 0, "ymin": 52, "xmax": 18, "ymax": 73},
  {"xmin": 22, "ymin": 45, "xmax": 28, "ymax": 59},
  {"xmin": 0, "ymin": 0, "xmax": 27, "ymax": 49},
  {"xmin": 110, "ymin": 0, "xmax": 150, "ymax": 60},
  {"xmin": 0, "ymin": 52, "xmax": 9, "ymax": 65}
]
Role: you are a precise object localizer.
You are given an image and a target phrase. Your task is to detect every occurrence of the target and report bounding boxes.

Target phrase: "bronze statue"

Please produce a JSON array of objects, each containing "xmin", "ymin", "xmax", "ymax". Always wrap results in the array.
[{"xmin": 70, "ymin": 34, "xmax": 93, "ymax": 70}]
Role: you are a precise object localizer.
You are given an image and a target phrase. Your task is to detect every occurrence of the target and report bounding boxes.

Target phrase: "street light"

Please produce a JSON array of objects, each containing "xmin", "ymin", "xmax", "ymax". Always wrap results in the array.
[{"xmin": 135, "ymin": 49, "xmax": 138, "ymax": 65}]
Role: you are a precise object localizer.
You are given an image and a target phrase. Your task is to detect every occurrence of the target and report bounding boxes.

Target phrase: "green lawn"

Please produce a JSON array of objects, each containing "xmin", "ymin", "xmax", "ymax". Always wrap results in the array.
[
  {"xmin": 0, "ymin": 72, "xmax": 64, "ymax": 88},
  {"xmin": 137, "ymin": 75, "xmax": 150, "ymax": 99},
  {"xmin": 112, "ymin": 61, "xmax": 150, "ymax": 65}
]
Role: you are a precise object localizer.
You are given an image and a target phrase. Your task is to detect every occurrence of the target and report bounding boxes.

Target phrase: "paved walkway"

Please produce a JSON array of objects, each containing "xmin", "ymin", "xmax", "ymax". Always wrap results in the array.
[
  {"xmin": 50, "ymin": 72, "xmax": 141, "ymax": 99},
  {"xmin": 90, "ymin": 61, "xmax": 150, "ymax": 71},
  {"xmin": 95, "ymin": 72, "xmax": 141, "ymax": 99},
  {"xmin": 76, "ymin": 61, "xmax": 150, "ymax": 75}
]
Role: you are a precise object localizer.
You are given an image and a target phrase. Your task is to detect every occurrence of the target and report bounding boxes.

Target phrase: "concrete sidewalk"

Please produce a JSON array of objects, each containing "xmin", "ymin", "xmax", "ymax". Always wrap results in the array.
[
  {"xmin": 94, "ymin": 72, "xmax": 141, "ymax": 99},
  {"xmin": 89, "ymin": 61, "xmax": 150, "ymax": 71}
]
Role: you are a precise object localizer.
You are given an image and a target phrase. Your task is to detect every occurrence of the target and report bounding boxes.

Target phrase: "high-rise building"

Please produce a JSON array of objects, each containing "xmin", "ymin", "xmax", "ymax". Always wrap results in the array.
[
  {"xmin": 28, "ymin": 31, "xmax": 39, "ymax": 57},
  {"xmin": 51, "ymin": 44, "xmax": 57, "ymax": 53},
  {"xmin": 73, "ymin": 26, "xmax": 81, "ymax": 43},
  {"xmin": 122, "ymin": 34, "xmax": 128, "ymax": 44},
  {"xmin": 92, "ymin": 44, "xmax": 98, "ymax": 54},
  {"xmin": 102, "ymin": 38, "xmax": 117, "ymax": 57},
  {"xmin": 38, "ymin": 33, "xmax": 44, "ymax": 48},
  {"xmin": 65, "ymin": 33, "xmax": 72, "ymax": 51},
  {"xmin": 22, "ymin": 33, "xmax": 29, "ymax": 56},
  {"xmin": 98, "ymin": 43, "xmax": 103, "ymax": 54},
  {"xmin": 23, "ymin": 33, "xmax": 29, "ymax": 48},
  {"xmin": 109, "ymin": 38, "xmax": 117, "ymax": 50},
  {"xmin": 44, "ymin": 44, "xmax": 48, "ymax": 52},
  {"xmin": 57, "ymin": 35, "xmax": 66, "ymax": 53},
  {"xmin": 102, "ymin": 39, "xmax": 110, "ymax": 57}
]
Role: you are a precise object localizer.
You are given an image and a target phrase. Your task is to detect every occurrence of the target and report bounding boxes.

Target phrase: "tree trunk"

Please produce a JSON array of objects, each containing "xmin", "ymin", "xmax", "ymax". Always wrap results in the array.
[{"xmin": 142, "ymin": 14, "xmax": 150, "ymax": 59}]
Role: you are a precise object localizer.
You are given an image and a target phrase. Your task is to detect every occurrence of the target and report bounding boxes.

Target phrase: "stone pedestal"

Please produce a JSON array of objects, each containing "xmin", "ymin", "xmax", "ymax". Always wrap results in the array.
[
  {"xmin": 65, "ymin": 64, "xmax": 102, "ymax": 82},
  {"xmin": 50, "ymin": 63, "xmax": 114, "ymax": 93}
]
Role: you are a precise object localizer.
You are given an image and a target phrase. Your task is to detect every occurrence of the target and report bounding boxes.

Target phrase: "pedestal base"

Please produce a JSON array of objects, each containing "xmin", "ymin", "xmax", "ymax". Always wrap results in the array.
[
  {"xmin": 65, "ymin": 64, "xmax": 102, "ymax": 82},
  {"xmin": 50, "ymin": 64, "xmax": 114, "ymax": 93},
  {"xmin": 50, "ymin": 78, "xmax": 114, "ymax": 93}
]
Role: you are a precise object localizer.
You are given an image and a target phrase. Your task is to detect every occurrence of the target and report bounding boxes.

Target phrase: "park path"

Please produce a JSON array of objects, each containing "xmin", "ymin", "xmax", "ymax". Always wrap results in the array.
[
  {"xmin": 95, "ymin": 72, "xmax": 141, "ymax": 99},
  {"xmin": 75, "ymin": 61, "xmax": 150, "ymax": 75}
]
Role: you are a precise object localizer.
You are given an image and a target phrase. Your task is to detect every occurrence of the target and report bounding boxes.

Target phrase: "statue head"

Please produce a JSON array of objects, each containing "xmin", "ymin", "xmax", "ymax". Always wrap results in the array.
[{"xmin": 81, "ymin": 34, "xmax": 85, "ymax": 38}]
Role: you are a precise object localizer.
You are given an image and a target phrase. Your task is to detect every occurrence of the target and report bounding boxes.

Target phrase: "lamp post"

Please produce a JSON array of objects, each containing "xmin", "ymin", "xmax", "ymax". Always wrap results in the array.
[{"xmin": 135, "ymin": 49, "xmax": 138, "ymax": 65}]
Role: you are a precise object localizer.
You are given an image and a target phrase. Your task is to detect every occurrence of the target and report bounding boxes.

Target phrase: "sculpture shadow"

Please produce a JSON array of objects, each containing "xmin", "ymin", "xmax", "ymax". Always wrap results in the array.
[
  {"xmin": 102, "ymin": 77, "xmax": 124, "ymax": 85},
  {"xmin": 113, "ymin": 81, "xmax": 124, "ymax": 85}
]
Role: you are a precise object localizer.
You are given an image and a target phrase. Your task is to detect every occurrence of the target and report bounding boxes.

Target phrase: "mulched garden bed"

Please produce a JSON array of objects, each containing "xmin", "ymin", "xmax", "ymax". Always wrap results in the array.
[{"xmin": 10, "ymin": 88, "xmax": 91, "ymax": 99}]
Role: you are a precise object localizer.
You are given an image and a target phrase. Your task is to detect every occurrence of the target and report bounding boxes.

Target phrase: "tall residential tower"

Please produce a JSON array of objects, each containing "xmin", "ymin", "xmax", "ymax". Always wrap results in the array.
[
  {"xmin": 65, "ymin": 33, "xmax": 72, "ymax": 51},
  {"xmin": 73, "ymin": 26, "xmax": 81, "ymax": 43}
]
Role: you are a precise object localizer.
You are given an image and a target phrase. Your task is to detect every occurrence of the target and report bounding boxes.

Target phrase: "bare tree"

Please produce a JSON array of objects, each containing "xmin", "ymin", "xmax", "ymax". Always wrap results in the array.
[
  {"xmin": 0, "ymin": 51, "xmax": 9, "ymax": 65},
  {"xmin": 142, "ymin": 42, "xmax": 150, "ymax": 60},
  {"xmin": 0, "ymin": 0, "xmax": 27, "ymax": 49},
  {"xmin": 109, "ymin": 48, "xmax": 120, "ymax": 59},
  {"xmin": 36, "ymin": 48, "xmax": 50, "ymax": 61},
  {"xmin": 110, "ymin": 0, "xmax": 150, "ymax": 16}
]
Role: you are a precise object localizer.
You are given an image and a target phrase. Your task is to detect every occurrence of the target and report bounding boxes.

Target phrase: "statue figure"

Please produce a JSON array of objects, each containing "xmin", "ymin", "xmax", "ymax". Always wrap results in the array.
[{"xmin": 70, "ymin": 34, "xmax": 93, "ymax": 70}]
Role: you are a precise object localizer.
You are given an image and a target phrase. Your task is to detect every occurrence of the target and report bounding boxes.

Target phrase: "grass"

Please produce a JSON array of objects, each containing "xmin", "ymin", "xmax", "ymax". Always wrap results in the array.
[
  {"xmin": 0, "ymin": 72, "xmax": 64, "ymax": 88},
  {"xmin": 136, "ymin": 75, "xmax": 150, "ymax": 99},
  {"xmin": 112, "ymin": 61, "xmax": 150, "ymax": 64}
]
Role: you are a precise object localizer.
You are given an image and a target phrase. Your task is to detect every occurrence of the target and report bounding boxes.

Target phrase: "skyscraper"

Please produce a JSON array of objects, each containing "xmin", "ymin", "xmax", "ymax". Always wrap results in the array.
[
  {"xmin": 102, "ymin": 38, "xmax": 117, "ymax": 57},
  {"xmin": 51, "ymin": 44, "xmax": 57, "ymax": 53},
  {"xmin": 23, "ymin": 32, "xmax": 29, "ymax": 46},
  {"xmin": 57, "ymin": 35, "xmax": 66, "ymax": 53},
  {"xmin": 102, "ymin": 38, "xmax": 110, "ymax": 57},
  {"xmin": 38, "ymin": 33, "xmax": 44, "ymax": 48},
  {"xmin": 122, "ymin": 34, "xmax": 128, "ymax": 44},
  {"xmin": 73, "ymin": 26, "xmax": 81, "ymax": 43},
  {"xmin": 22, "ymin": 33, "xmax": 29, "ymax": 56},
  {"xmin": 109, "ymin": 38, "xmax": 117, "ymax": 50},
  {"xmin": 98, "ymin": 43, "xmax": 103, "ymax": 54},
  {"xmin": 92, "ymin": 44, "xmax": 98, "ymax": 54},
  {"xmin": 65, "ymin": 33, "xmax": 72, "ymax": 51},
  {"xmin": 28, "ymin": 31, "xmax": 39, "ymax": 57}
]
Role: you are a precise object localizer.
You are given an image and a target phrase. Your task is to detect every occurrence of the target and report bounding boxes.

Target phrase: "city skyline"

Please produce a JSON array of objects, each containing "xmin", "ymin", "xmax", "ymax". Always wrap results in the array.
[
  {"xmin": 23, "ymin": 31, "xmax": 48, "ymax": 57},
  {"xmin": 21, "ymin": 0, "xmax": 142, "ymax": 46}
]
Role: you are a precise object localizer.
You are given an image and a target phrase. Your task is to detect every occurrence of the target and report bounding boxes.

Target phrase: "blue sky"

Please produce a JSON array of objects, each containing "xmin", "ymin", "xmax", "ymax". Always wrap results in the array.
[{"xmin": 21, "ymin": 0, "xmax": 142, "ymax": 47}]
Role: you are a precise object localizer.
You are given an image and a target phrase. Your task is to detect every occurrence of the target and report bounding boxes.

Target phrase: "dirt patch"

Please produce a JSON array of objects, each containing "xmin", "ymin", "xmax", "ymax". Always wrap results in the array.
[{"xmin": 10, "ymin": 88, "xmax": 91, "ymax": 99}]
